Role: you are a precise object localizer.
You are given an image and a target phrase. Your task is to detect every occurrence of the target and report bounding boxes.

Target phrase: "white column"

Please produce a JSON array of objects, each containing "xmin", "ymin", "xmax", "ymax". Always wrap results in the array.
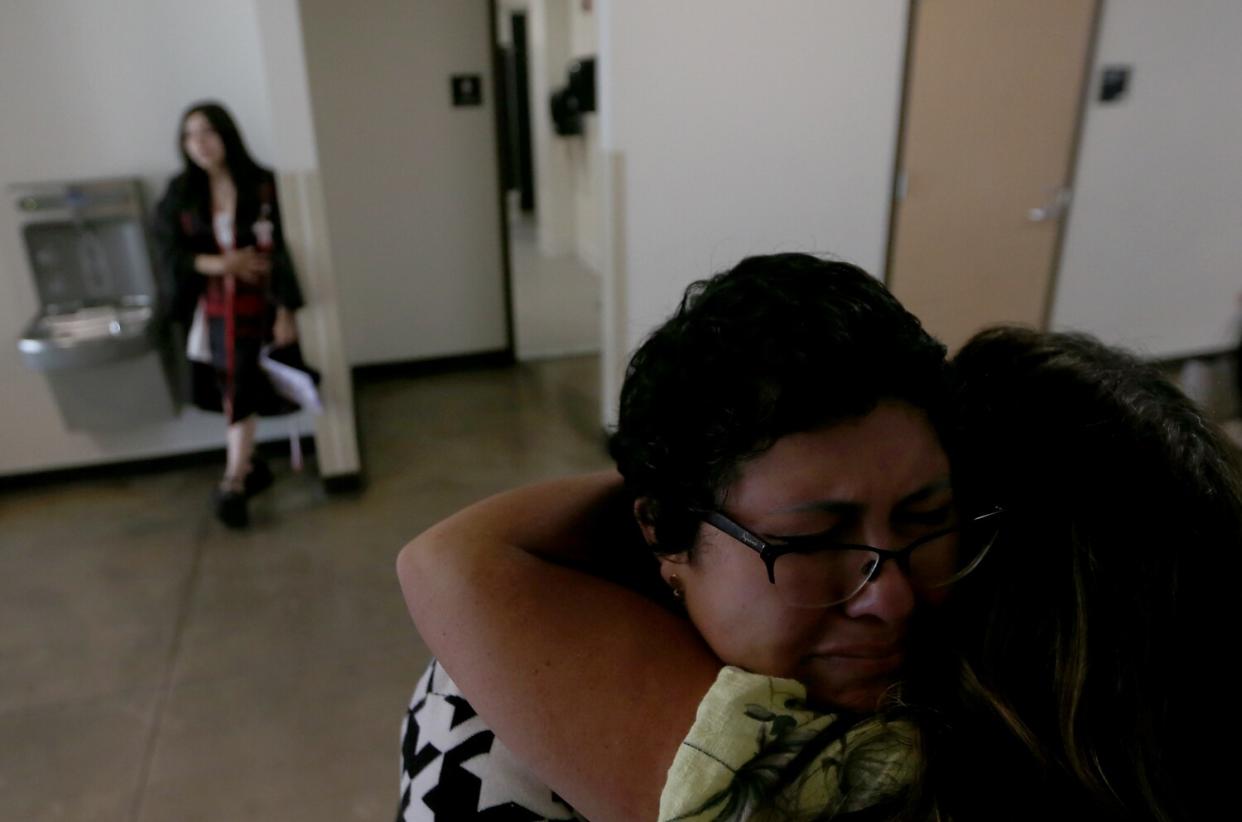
[{"xmin": 254, "ymin": 0, "xmax": 361, "ymax": 479}]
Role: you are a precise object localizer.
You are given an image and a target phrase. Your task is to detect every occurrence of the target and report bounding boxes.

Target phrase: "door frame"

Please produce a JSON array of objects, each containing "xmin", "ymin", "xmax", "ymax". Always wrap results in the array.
[{"xmin": 488, "ymin": 0, "xmax": 517, "ymax": 360}]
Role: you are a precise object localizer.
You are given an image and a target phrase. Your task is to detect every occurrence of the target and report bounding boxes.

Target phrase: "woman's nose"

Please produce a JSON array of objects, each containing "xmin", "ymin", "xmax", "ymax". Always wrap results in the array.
[
  {"xmin": 840, "ymin": 522, "xmax": 915, "ymax": 623},
  {"xmin": 841, "ymin": 556, "xmax": 916, "ymax": 623}
]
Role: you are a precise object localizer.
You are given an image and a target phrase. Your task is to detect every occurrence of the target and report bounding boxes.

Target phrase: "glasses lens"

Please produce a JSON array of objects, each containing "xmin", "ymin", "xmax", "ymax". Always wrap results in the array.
[
  {"xmin": 771, "ymin": 547, "xmax": 877, "ymax": 608},
  {"xmin": 769, "ymin": 512, "xmax": 1003, "ymax": 607},
  {"xmin": 909, "ymin": 513, "xmax": 1002, "ymax": 589}
]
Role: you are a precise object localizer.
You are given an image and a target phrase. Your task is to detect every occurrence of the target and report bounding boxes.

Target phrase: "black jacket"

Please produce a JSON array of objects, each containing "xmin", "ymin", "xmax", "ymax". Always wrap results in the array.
[{"xmin": 152, "ymin": 167, "xmax": 304, "ymax": 327}]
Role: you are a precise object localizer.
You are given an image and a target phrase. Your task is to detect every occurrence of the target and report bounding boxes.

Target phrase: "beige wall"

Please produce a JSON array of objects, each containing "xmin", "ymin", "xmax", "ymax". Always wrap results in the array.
[
  {"xmin": 298, "ymin": 0, "xmax": 507, "ymax": 366},
  {"xmin": 0, "ymin": 0, "xmax": 314, "ymax": 476}
]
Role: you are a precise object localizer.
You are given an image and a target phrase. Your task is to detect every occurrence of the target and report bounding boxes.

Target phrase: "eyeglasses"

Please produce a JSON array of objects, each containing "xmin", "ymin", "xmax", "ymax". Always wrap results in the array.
[{"xmin": 697, "ymin": 508, "xmax": 1004, "ymax": 608}]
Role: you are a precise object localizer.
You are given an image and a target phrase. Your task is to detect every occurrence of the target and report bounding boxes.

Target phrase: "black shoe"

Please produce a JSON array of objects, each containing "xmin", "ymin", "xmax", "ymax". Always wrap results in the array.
[
  {"xmin": 244, "ymin": 458, "xmax": 274, "ymax": 498},
  {"xmin": 214, "ymin": 487, "xmax": 249, "ymax": 529}
]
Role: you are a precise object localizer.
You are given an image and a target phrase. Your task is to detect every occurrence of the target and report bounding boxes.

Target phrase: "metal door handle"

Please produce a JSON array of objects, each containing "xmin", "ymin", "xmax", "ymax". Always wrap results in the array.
[{"xmin": 1028, "ymin": 187, "xmax": 1072, "ymax": 222}]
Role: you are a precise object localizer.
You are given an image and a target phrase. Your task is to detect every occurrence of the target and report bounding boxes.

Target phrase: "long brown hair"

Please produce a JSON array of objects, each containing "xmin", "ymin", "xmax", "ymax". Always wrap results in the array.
[{"xmin": 907, "ymin": 328, "xmax": 1241, "ymax": 821}]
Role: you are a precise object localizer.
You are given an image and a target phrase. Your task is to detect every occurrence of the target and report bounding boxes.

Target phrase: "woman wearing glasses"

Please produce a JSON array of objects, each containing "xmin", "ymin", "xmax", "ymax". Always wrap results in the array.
[
  {"xmin": 397, "ymin": 254, "xmax": 958, "ymax": 820},
  {"xmin": 398, "ymin": 258, "xmax": 1234, "ymax": 820}
]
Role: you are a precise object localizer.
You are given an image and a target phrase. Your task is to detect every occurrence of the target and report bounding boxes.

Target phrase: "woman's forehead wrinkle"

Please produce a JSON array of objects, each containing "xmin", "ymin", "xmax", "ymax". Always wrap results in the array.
[
  {"xmin": 772, "ymin": 476, "xmax": 952, "ymax": 515},
  {"xmin": 778, "ymin": 499, "xmax": 861, "ymax": 515}
]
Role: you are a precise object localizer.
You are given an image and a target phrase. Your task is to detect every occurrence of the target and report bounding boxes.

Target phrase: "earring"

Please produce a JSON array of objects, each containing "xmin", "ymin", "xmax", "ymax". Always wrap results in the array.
[{"xmin": 668, "ymin": 573, "xmax": 685, "ymax": 601}]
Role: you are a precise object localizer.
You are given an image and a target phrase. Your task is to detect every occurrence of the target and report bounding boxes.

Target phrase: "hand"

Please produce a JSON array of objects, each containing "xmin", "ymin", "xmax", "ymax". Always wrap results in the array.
[
  {"xmin": 221, "ymin": 247, "xmax": 271, "ymax": 285},
  {"xmin": 273, "ymin": 307, "xmax": 298, "ymax": 347}
]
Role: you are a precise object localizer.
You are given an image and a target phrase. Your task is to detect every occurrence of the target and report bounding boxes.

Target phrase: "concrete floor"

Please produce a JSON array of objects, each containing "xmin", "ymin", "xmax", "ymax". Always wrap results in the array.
[
  {"xmin": 508, "ymin": 203, "xmax": 602, "ymax": 362},
  {"xmin": 0, "ymin": 356, "xmax": 610, "ymax": 822}
]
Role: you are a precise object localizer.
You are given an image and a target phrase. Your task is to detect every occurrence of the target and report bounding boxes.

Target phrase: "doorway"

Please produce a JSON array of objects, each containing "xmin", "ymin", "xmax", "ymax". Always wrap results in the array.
[
  {"xmin": 492, "ymin": 0, "xmax": 602, "ymax": 363},
  {"xmin": 886, "ymin": 0, "xmax": 1101, "ymax": 353},
  {"xmin": 505, "ymin": 11, "xmax": 537, "ymax": 213}
]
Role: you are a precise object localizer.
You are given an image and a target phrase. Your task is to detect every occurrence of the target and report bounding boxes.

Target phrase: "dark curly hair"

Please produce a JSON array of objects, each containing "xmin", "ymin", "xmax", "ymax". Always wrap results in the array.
[
  {"xmin": 907, "ymin": 327, "xmax": 1242, "ymax": 821},
  {"xmin": 607, "ymin": 253, "xmax": 949, "ymax": 553}
]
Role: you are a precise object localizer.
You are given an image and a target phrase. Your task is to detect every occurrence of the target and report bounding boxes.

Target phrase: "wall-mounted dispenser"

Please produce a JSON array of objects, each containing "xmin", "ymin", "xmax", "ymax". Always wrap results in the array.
[
  {"xmin": 567, "ymin": 57, "xmax": 595, "ymax": 113},
  {"xmin": 14, "ymin": 178, "xmax": 179, "ymax": 430},
  {"xmin": 549, "ymin": 56, "xmax": 596, "ymax": 136}
]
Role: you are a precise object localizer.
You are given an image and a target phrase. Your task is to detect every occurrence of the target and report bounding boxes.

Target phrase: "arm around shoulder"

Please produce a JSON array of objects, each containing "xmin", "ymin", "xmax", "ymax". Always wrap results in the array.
[{"xmin": 397, "ymin": 473, "xmax": 722, "ymax": 821}]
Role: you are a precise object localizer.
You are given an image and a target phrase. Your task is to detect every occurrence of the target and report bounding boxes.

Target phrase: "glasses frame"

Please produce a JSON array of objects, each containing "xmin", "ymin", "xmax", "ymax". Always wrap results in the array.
[{"xmin": 696, "ymin": 508, "xmax": 1005, "ymax": 606}]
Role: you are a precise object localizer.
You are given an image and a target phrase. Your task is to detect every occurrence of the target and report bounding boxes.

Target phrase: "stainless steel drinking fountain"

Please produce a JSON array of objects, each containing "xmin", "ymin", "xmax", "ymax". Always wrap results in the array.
[{"xmin": 14, "ymin": 178, "xmax": 179, "ymax": 430}]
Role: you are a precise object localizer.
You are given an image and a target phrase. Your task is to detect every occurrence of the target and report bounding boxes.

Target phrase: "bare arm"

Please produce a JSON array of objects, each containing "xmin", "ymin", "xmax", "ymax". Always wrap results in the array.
[
  {"xmin": 194, "ymin": 248, "xmax": 271, "ymax": 284},
  {"xmin": 397, "ymin": 472, "xmax": 721, "ymax": 822}
]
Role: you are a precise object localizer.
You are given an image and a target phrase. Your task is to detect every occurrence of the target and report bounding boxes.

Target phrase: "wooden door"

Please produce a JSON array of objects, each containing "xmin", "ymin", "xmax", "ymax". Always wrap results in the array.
[{"xmin": 887, "ymin": 0, "xmax": 1099, "ymax": 352}]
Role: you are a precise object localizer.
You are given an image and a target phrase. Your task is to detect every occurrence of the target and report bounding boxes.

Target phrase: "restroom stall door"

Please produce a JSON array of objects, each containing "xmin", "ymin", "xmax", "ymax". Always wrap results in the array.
[{"xmin": 886, "ymin": 0, "xmax": 1099, "ymax": 353}]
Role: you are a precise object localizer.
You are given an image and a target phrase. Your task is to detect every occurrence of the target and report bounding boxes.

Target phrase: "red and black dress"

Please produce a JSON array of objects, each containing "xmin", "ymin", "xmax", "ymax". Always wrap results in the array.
[{"xmin": 154, "ymin": 169, "xmax": 305, "ymax": 422}]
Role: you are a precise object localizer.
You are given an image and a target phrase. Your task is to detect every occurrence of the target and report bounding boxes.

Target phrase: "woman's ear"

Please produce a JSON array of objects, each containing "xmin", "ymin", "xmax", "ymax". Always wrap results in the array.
[
  {"xmin": 657, "ymin": 557, "xmax": 688, "ymax": 602},
  {"xmin": 635, "ymin": 498, "xmax": 691, "ymax": 579},
  {"xmin": 632, "ymin": 497, "xmax": 659, "ymax": 547}
]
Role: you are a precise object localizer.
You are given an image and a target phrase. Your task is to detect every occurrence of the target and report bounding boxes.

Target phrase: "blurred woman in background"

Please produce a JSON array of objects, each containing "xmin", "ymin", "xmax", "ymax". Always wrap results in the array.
[{"xmin": 154, "ymin": 101, "xmax": 304, "ymax": 528}]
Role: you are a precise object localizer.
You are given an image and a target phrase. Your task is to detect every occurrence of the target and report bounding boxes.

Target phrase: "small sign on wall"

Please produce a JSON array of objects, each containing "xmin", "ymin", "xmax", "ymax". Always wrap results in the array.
[
  {"xmin": 1099, "ymin": 65, "xmax": 1131, "ymax": 103},
  {"xmin": 450, "ymin": 74, "xmax": 483, "ymax": 107}
]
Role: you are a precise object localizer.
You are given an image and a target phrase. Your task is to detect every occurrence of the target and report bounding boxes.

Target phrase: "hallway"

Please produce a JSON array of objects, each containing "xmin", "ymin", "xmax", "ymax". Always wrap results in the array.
[
  {"xmin": 508, "ymin": 204, "xmax": 601, "ymax": 362},
  {"xmin": 0, "ymin": 357, "xmax": 609, "ymax": 821}
]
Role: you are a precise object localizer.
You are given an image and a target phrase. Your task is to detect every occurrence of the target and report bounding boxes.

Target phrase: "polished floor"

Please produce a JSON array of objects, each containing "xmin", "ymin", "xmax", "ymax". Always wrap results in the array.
[
  {"xmin": 508, "ymin": 205, "xmax": 602, "ymax": 362},
  {"xmin": 0, "ymin": 356, "xmax": 609, "ymax": 822}
]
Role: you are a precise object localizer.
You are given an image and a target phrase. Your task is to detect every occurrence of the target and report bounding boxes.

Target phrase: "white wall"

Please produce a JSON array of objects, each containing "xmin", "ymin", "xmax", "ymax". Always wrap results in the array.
[
  {"xmin": 1051, "ymin": 0, "xmax": 1242, "ymax": 359},
  {"xmin": 528, "ymin": 0, "xmax": 577, "ymax": 257},
  {"xmin": 509, "ymin": 0, "xmax": 602, "ymax": 271},
  {"xmin": 254, "ymin": 0, "xmax": 360, "ymax": 479},
  {"xmin": 596, "ymin": 0, "xmax": 909, "ymax": 423},
  {"xmin": 0, "ymin": 0, "xmax": 315, "ymax": 476},
  {"xmin": 298, "ymin": 0, "xmax": 508, "ymax": 366},
  {"xmin": 253, "ymin": 0, "xmax": 319, "ymax": 173},
  {"xmin": 568, "ymin": 1, "xmax": 602, "ymax": 273},
  {"xmin": 570, "ymin": 2, "xmax": 597, "ymax": 58}
]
